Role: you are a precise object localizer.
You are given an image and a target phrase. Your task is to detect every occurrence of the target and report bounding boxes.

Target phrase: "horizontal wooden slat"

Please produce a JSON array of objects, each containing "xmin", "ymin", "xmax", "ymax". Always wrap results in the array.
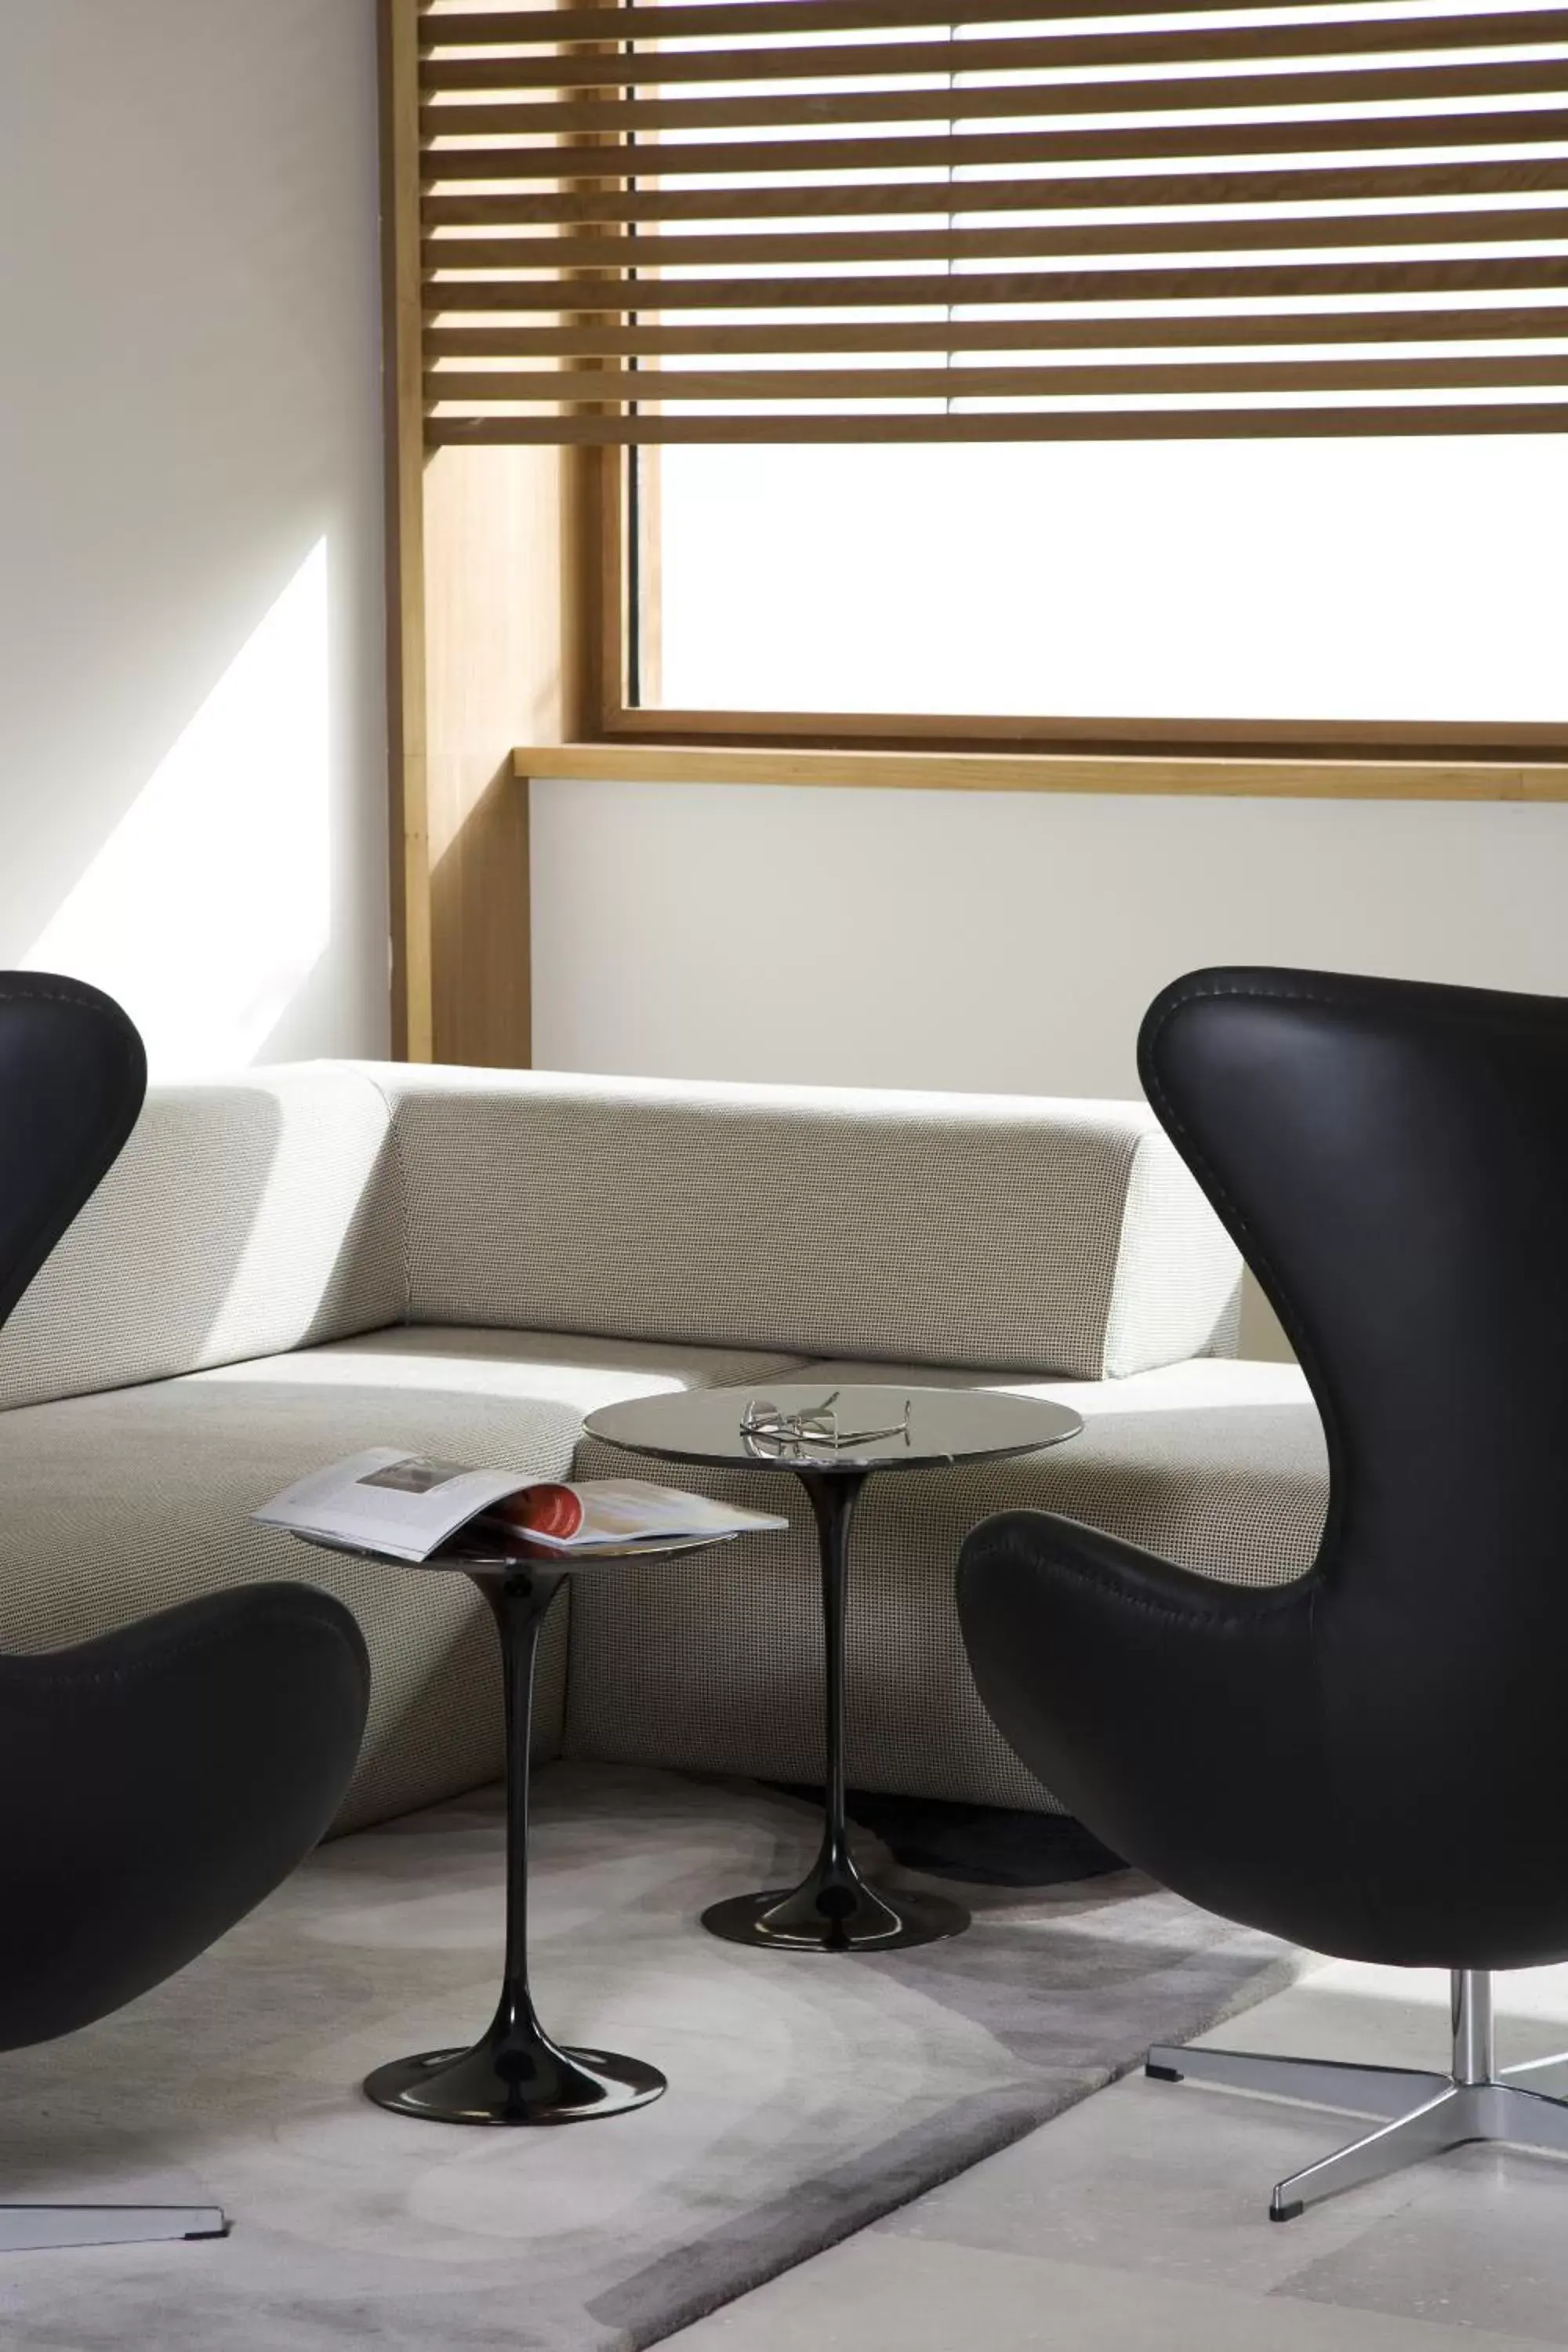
[
  {"xmin": 420, "ymin": 50, "xmax": 1568, "ymax": 103},
  {"xmin": 492, "ymin": 87, "xmax": 1568, "ymax": 144},
  {"xmin": 423, "ymin": 157, "xmax": 1568, "ymax": 227},
  {"xmin": 426, "ymin": 354, "xmax": 1568, "ymax": 398},
  {"xmin": 425, "ymin": 303, "xmax": 1568, "ymax": 355},
  {"xmin": 421, "ymin": 0, "xmax": 1568, "ymax": 45},
  {"xmin": 434, "ymin": 85, "xmax": 1072, "ymax": 136},
  {"xmin": 420, "ymin": 109, "xmax": 1568, "ymax": 180},
  {"xmin": 434, "ymin": 58, "xmax": 1568, "ymax": 140},
  {"xmin": 427, "ymin": 209, "xmax": 1568, "ymax": 273},
  {"xmin": 426, "ymin": 254, "xmax": 1568, "ymax": 309},
  {"xmin": 430, "ymin": 400, "xmax": 1568, "ymax": 438},
  {"xmin": 438, "ymin": 31, "xmax": 1568, "ymax": 88}
]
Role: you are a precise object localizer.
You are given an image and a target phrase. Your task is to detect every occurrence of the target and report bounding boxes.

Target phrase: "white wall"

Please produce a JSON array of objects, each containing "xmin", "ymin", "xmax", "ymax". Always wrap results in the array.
[
  {"xmin": 532, "ymin": 780, "xmax": 1568, "ymax": 1092},
  {"xmin": 0, "ymin": 1, "xmax": 389, "ymax": 1076},
  {"xmin": 532, "ymin": 778, "xmax": 1568, "ymax": 1358}
]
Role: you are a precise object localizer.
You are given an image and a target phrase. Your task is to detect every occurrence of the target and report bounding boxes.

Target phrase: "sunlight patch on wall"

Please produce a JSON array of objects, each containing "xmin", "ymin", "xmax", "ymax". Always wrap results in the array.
[{"xmin": 24, "ymin": 540, "xmax": 332, "ymax": 1076}]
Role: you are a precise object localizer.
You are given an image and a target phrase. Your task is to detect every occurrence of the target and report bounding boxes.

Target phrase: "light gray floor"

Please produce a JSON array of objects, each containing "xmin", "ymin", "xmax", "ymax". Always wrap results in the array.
[{"xmin": 662, "ymin": 1956, "xmax": 1568, "ymax": 2349}]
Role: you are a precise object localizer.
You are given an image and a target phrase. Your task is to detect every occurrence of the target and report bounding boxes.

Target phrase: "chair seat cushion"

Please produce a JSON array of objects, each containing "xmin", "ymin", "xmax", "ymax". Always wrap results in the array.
[
  {"xmin": 0, "ymin": 1325, "xmax": 801, "ymax": 1831},
  {"xmin": 565, "ymin": 1358, "xmax": 1327, "ymax": 1811}
]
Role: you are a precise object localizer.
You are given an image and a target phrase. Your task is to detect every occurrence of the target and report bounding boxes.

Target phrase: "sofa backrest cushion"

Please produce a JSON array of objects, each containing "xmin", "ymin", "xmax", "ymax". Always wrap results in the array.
[
  {"xmin": 0, "ymin": 1069, "xmax": 403, "ymax": 1413},
  {"xmin": 368, "ymin": 1067, "xmax": 1240, "ymax": 1381}
]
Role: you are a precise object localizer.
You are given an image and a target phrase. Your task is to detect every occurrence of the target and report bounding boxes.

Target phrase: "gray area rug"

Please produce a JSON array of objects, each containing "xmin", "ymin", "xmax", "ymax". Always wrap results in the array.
[{"xmin": 0, "ymin": 1764, "xmax": 1302, "ymax": 2349}]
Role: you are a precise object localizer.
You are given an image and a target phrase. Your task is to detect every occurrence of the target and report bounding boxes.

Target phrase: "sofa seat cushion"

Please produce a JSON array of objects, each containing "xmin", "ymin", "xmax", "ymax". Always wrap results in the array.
[
  {"xmin": 565, "ymin": 1359, "xmax": 1326, "ymax": 1813},
  {"xmin": 0, "ymin": 1326, "xmax": 801, "ymax": 1834}
]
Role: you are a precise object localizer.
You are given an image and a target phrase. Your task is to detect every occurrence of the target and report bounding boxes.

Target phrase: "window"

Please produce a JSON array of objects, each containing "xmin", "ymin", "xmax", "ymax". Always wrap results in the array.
[
  {"xmin": 641, "ymin": 436, "xmax": 1568, "ymax": 735},
  {"xmin": 416, "ymin": 0, "xmax": 1568, "ymax": 754}
]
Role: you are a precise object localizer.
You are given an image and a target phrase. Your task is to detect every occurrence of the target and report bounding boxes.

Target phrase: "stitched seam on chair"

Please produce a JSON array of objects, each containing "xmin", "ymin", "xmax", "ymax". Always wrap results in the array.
[
  {"xmin": 0, "ymin": 985, "xmax": 134, "ymax": 1014},
  {"xmin": 978, "ymin": 1524, "xmax": 1305, "ymax": 1632},
  {"xmin": 1139, "ymin": 975, "xmax": 1387, "ymax": 1951},
  {"xmin": 0, "ymin": 1600, "xmax": 364, "ymax": 1694}
]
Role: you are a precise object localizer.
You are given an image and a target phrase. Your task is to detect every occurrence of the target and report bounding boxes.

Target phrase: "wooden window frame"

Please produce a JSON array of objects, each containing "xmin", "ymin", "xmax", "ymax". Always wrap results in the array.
[{"xmin": 383, "ymin": 0, "xmax": 1568, "ymax": 1076}]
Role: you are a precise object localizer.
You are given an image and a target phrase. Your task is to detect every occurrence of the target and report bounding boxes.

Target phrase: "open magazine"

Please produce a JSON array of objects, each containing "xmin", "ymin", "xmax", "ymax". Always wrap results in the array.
[{"xmin": 255, "ymin": 1447, "xmax": 788, "ymax": 1565}]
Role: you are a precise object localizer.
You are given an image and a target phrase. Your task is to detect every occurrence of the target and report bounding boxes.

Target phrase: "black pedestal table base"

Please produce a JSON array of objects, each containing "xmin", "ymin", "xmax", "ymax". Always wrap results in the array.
[
  {"xmin": 701, "ymin": 1886, "xmax": 969, "ymax": 1954},
  {"xmin": 702, "ymin": 1467, "xmax": 971, "ymax": 1955},
  {"xmin": 365, "ymin": 2038, "xmax": 664, "ymax": 2125},
  {"xmin": 365, "ymin": 1561, "xmax": 666, "ymax": 2124}
]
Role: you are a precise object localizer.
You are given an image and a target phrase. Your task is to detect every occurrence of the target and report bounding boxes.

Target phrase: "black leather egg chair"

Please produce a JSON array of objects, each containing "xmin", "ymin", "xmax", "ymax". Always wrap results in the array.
[
  {"xmin": 957, "ymin": 966, "xmax": 1568, "ymax": 2222},
  {"xmin": 0, "ymin": 974, "xmax": 371, "ymax": 2251}
]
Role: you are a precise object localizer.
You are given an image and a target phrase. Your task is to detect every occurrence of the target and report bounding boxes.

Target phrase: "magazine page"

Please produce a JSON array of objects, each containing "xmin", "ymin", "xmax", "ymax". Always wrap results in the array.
[
  {"xmin": 255, "ymin": 1448, "xmax": 528, "ymax": 1563},
  {"xmin": 485, "ymin": 1479, "xmax": 789, "ymax": 1552}
]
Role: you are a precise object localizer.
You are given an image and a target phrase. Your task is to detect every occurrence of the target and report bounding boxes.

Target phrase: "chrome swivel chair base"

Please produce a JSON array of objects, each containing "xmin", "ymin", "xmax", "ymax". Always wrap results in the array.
[
  {"xmin": 0, "ymin": 2204, "xmax": 228, "ymax": 2251},
  {"xmin": 1146, "ymin": 1969, "xmax": 1568, "ymax": 2220}
]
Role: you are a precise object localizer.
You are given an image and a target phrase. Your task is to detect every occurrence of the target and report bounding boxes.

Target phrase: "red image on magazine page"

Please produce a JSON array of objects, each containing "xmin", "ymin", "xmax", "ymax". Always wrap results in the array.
[{"xmin": 492, "ymin": 1484, "xmax": 584, "ymax": 1543}]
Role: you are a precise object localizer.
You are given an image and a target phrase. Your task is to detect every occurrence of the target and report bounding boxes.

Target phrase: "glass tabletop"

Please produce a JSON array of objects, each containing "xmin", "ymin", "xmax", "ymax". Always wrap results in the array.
[{"xmin": 583, "ymin": 1381, "xmax": 1082, "ymax": 1474}]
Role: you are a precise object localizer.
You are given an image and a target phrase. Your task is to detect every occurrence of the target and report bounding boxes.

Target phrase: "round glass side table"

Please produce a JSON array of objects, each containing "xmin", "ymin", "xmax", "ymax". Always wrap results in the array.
[
  {"xmin": 584, "ymin": 1383, "xmax": 1081, "ymax": 1955},
  {"xmin": 296, "ymin": 1520, "xmax": 728, "ymax": 2124}
]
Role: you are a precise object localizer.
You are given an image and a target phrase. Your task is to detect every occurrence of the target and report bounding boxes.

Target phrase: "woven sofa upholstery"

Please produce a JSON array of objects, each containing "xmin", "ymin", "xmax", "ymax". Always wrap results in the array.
[
  {"xmin": 0, "ymin": 1069, "xmax": 403, "ymax": 1412},
  {"xmin": 361, "ymin": 1065, "xmax": 1243, "ymax": 1380},
  {"xmin": 0, "ymin": 1060, "xmax": 1323, "ymax": 1830}
]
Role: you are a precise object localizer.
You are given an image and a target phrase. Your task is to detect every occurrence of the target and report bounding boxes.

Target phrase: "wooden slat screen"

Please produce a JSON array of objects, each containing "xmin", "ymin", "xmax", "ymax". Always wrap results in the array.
[{"xmin": 419, "ymin": 0, "xmax": 1568, "ymax": 439}]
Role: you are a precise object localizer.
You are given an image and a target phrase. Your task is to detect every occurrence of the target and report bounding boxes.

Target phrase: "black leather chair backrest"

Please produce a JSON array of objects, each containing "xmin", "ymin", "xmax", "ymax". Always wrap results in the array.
[
  {"xmin": 0, "ymin": 973, "xmax": 147, "ymax": 1327},
  {"xmin": 1141, "ymin": 968, "xmax": 1568, "ymax": 1954},
  {"xmin": 0, "ymin": 971, "xmax": 369, "ymax": 2051}
]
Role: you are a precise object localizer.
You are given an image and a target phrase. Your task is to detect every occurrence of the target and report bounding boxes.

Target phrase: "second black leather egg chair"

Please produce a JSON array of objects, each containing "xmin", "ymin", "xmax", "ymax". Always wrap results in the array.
[{"xmin": 957, "ymin": 966, "xmax": 1568, "ymax": 2220}]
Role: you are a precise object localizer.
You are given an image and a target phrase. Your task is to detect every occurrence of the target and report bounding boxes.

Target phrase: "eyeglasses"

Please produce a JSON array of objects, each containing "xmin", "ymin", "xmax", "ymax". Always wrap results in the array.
[{"xmin": 740, "ymin": 1389, "xmax": 913, "ymax": 1456}]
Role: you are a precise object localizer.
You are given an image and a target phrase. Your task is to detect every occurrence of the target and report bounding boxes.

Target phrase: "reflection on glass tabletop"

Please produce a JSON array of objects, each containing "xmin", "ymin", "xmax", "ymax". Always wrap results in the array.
[{"xmin": 583, "ymin": 1382, "xmax": 1082, "ymax": 1472}]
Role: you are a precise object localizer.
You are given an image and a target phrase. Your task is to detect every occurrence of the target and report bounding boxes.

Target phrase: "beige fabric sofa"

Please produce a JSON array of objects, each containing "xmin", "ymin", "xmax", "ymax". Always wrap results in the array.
[{"xmin": 0, "ymin": 1062, "xmax": 1327, "ymax": 1832}]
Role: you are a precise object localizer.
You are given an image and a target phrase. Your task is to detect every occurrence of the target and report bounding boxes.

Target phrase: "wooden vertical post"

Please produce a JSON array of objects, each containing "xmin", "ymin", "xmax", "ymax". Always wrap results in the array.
[
  {"xmin": 378, "ymin": 0, "xmax": 434, "ymax": 1062},
  {"xmin": 379, "ymin": 0, "xmax": 565, "ymax": 1070}
]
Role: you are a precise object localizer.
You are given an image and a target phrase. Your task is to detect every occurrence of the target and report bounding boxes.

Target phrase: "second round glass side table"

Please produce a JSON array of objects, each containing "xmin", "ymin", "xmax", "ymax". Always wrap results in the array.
[{"xmin": 583, "ymin": 1383, "xmax": 1081, "ymax": 1955}]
